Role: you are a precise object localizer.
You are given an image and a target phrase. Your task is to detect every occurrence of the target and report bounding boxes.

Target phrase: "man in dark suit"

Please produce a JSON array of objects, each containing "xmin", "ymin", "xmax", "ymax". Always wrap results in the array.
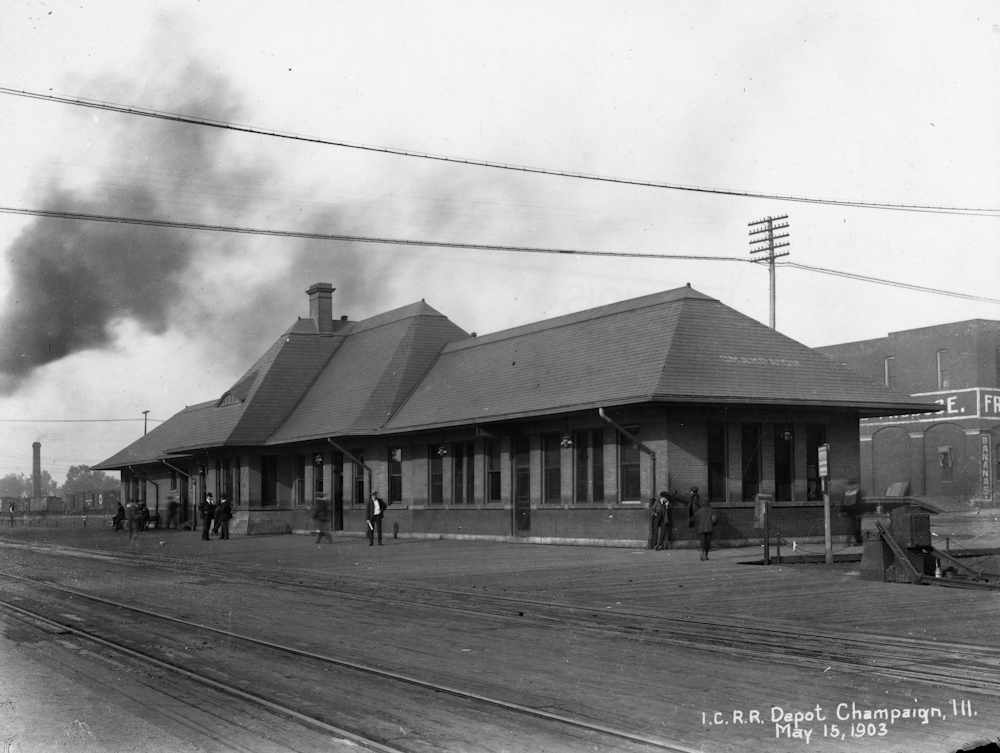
[
  {"xmin": 217, "ymin": 495, "xmax": 232, "ymax": 539},
  {"xmin": 651, "ymin": 491, "xmax": 670, "ymax": 550},
  {"xmin": 366, "ymin": 491, "xmax": 385, "ymax": 546},
  {"xmin": 200, "ymin": 493, "xmax": 215, "ymax": 541}
]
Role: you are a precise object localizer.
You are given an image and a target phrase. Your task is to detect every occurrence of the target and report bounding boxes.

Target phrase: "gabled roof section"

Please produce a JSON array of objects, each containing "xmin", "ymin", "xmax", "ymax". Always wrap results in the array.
[
  {"xmin": 383, "ymin": 286, "xmax": 939, "ymax": 431},
  {"xmin": 267, "ymin": 301, "xmax": 468, "ymax": 443},
  {"xmin": 93, "ymin": 323, "xmax": 346, "ymax": 467},
  {"xmin": 92, "ymin": 401, "xmax": 218, "ymax": 470}
]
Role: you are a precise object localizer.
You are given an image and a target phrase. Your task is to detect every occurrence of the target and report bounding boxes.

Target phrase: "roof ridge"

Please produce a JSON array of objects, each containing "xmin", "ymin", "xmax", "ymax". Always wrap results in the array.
[
  {"xmin": 446, "ymin": 287, "xmax": 710, "ymax": 352},
  {"xmin": 350, "ymin": 300, "xmax": 448, "ymax": 336}
]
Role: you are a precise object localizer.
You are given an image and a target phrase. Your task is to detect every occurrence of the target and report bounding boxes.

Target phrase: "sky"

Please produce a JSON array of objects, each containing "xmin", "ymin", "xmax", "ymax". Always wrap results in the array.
[{"xmin": 0, "ymin": 1, "xmax": 997, "ymax": 485}]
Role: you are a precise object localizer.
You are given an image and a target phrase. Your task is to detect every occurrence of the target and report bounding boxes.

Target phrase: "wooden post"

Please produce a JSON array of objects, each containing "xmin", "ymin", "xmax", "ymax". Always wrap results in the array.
[
  {"xmin": 819, "ymin": 444, "xmax": 832, "ymax": 565},
  {"xmin": 824, "ymin": 484, "xmax": 833, "ymax": 565}
]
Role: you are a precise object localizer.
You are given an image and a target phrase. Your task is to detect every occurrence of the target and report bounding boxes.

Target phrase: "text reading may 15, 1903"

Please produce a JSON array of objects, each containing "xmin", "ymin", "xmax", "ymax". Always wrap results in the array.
[{"xmin": 701, "ymin": 699, "xmax": 975, "ymax": 744}]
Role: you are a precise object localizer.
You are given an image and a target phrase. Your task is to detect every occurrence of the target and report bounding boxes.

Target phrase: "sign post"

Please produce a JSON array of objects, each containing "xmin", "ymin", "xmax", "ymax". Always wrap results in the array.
[{"xmin": 819, "ymin": 444, "xmax": 832, "ymax": 565}]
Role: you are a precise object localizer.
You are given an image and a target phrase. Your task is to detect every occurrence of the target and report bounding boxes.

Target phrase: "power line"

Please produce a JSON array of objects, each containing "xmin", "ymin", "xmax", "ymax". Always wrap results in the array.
[
  {"xmin": 3, "ymin": 85, "xmax": 997, "ymax": 218},
  {"xmin": 0, "ymin": 418, "xmax": 162, "ymax": 424},
  {"xmin": 2, "ymin": 205, "xmax": 996, "ymax": 307},
  {"xmin": 779, "ymin": 261, "xmax": 1000, "ymax": 305},
  {"xmin": 0, "ymin": 206, "xmax": 746, "ymax": 262}
]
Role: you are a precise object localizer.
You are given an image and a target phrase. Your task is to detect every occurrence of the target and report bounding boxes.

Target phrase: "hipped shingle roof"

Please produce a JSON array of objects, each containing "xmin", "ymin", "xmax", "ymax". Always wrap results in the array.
[{"xmin": 94, "ymin": 286, "xmax": 937, "ymax": 470}]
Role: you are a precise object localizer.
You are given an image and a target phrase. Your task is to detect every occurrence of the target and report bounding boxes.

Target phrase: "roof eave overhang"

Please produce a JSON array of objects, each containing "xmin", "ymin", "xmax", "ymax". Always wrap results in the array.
[{"xmin": 372, "ymin": 395, "xmax": 943, "ymax": 434}]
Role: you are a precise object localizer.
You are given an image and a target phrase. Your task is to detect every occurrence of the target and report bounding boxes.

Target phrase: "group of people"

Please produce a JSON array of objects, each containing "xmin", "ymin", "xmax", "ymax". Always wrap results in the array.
[
  {"xmin": 651, "ymin": 486, "xmax": 719, "ymax": 560},
  {"xmin": 199, "ymin": 493, "xmax": 233, "ymax": 540},
  {"xmin": 312, "ymin": 490, "xmax": 387, "ymax": 545},
  {"xmin": 111, "ymin": 500, "xmax": 156, "ymax": 538}
]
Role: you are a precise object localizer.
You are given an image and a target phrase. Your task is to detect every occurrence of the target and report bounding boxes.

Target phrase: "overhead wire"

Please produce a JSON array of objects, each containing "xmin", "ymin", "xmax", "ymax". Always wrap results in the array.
[
  {"xmin": 2, "ymin": 85, "xmax": 997, "ymax": 217},
  {"xmin": 779, "ymin": 262, "xmax": 1000, "ymax": 305},
  {"xmin": 0, "ymin": 205, "xmax": 746, "ymax": 262},
  {"xmin": 0, "ymin": 418, "xmax": 161, "ymax": 424},
  {"xmin": 1, "ymin": 204, "xmax": 994, "ymax": 307}
]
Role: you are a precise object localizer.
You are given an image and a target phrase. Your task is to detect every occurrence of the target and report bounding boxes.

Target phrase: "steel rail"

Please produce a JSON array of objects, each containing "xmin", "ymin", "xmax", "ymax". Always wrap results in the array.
[
  {"xmin": 3, "ymin": 559, "xmax": 999, "ymax": 703},
  {"xmin": 6, "ymin": 540, "xmax": 1000, "ymax": 675},
  {"xmin": 0, "ymin": 572, "xmax": 697, "ymax": 753},
  {"xmin": 0, "ymin": 597, "xmax": 400, "ymax": 753}
]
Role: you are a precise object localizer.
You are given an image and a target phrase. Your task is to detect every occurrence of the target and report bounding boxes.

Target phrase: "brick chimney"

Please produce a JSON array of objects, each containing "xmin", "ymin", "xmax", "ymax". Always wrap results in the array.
[
  {"xmin": 306, "ymin": 283, "xmax": 335, "ymax": 334},
  {"xmin": 32, "ymin": 442, "xmax": 41, "ymax": 498}
]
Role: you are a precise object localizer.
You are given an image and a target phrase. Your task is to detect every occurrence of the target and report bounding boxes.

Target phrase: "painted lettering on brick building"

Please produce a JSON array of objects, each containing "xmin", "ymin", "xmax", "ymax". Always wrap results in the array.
[{"xmin": 982, "ymin": 435, "xmax": 992, "ymax": 498}]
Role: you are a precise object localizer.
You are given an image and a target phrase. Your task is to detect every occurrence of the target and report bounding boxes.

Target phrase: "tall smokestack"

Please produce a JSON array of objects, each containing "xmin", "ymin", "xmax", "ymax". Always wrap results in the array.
[
  {"xmin": 307, "ymin": 283, "xmax": 335, "ymax": 334},
  {"xmin": 32, "ymin": 442, "xmax": 41, "ymax": 498}
]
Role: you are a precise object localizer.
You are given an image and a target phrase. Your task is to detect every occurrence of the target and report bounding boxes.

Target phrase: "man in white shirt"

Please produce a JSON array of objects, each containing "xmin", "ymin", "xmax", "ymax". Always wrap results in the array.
[{"xmin": 366, "ymin": 491, "xmax": 385, "ymax": 546}]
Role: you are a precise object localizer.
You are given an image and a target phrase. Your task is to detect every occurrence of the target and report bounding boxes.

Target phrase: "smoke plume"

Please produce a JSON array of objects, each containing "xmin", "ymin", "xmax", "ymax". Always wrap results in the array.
[{"xmin": 0, "ymin": 59, "xmax": 273, "ymax": 393}]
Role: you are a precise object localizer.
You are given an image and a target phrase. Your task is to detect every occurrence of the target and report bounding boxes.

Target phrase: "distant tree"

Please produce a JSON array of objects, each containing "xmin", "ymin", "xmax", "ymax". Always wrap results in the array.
[
  {"xmin": 0, "ymin": 471, "xmax": 57, "ymax": 497},
  {"xmin": 62, "ymin": 465, "xmax": 120, "ymax": 495},
  {"xmin": 0, "ymin": 473, "xmax": 30, "ymax": 497},
  {"xmin": 38, "ymin": 470, "xmax": 59, "ymax": 496}
]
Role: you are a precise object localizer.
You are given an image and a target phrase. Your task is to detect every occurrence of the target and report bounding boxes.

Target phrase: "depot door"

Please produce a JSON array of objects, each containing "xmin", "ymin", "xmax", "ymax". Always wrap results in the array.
[{"xmin": 513, "ymin": 436, "xmax": 530, "ymax": 534}]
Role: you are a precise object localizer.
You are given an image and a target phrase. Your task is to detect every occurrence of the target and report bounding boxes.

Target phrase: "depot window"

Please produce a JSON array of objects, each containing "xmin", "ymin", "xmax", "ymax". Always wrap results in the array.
[
  {"xmin": 352, "ymin": 449, "xmax": 365, "ymax": 505},
  {"xmin": 428, "ymin": 446, "xmax": 444, "ymax": 505},
  {"xmin": 452, "ymin": 442, "xmax": 475, "ymax": 504},
  {"xmin": 389, "ymin": 447, "xmax": 402, "ymax": 504},
  {"xmin": 707, "ymin": 422, "xmax": 727, "ymax": 502},
  {"xmin": 543, "ymin": 433, "xmax": 562, "ymax": 503},
  {"xmin": 485, "ymin": 439, "xmax": 502, "ymax": 503},
  {"xmin": 619, "ymin": 426, "xmax": 641, "ymax": 502},
  {"xmin": 574, "ymin": 429, "xmax": 604, "ymax": 503}
]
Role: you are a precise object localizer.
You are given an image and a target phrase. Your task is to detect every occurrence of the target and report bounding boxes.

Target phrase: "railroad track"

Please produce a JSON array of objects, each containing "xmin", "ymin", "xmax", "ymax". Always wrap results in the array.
[
  {"xmin": 0, "ymin": 571, "xmax": 690, "ymax": 753},
  {"xmin": 4, "ymin": 539, "xmax": 1000, "ymax": 700}
]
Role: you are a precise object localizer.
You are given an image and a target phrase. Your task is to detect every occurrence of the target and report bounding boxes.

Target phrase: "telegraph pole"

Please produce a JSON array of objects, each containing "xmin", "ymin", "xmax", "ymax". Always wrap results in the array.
[{"xmin": 748, "ymin": 215, "xmax": 790, "ymax": 329}]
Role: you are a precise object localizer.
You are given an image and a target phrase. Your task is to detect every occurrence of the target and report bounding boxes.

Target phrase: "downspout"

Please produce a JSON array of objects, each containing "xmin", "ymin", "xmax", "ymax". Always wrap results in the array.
[
  {"xmin": 162, "ymin": 460, "xmax": 191, "ymax": 479},
  {"xmin": 598, "ymin": 408, "xmax": 657, "ymax": 502},
  {"xmin": 327, "ymin": 438, "xmax": 374, "ymax": 490},
  {"xmin": 128, "ymin": 465, "xmax": 160, "ymax": 517}
]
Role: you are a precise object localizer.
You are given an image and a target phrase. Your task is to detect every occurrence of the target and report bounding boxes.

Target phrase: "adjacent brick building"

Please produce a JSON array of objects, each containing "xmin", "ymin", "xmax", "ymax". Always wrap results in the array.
[
  {"xmin": 817, "ymin": 320, "xmax": 1000, "ymax": 506},
  {"xmin": 95, "ymin": 283, "xmax": 934, "ymax": 547}
]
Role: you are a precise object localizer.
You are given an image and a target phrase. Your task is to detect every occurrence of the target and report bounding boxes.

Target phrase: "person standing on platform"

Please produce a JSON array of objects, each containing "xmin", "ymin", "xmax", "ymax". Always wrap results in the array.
[
  {"xmin": 312, "ymin": 495, "xmax": 333, "ymax": 544},
  {"xmin": 217, "ymin": 495, "xmax": 232, "ymax": 539},
  {"xmin": 651, "ymin": 491, "xmax": 671, "ymax": 550},
  {"xmin": 124, "ymin": 498, "xmax": 140, "ymax": 541},
  {"xmin": 200, "ymin": 493, "xmax": 215, "ymax": 541},
  {"xmin": 686, "ymin": 486, "xmax": 701, "ymax": 529},
  {"xmin": 8, "ymin": 501, "xmax": 14, "ymax": 527},
  {"xmin": 693, "ymin": 498, "xmax": 718, "ymax": 560},
  {"xmin": 366, "ymin": 491, "xmax": 385, "ymax": 546},
  {"xmin": 166, "ymin": 499, "xmax": 178, "ymax": 530},
  {"xmin": 113, "ymin": 502, "xmax": 125, "ymax": 531}
]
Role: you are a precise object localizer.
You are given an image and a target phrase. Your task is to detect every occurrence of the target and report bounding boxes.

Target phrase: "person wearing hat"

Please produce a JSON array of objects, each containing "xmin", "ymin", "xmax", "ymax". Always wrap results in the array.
[
  {"xmin": 686, "ymin": 486, "xmax": 701, "ymax": 528},
  {"xmin": 217, "ymin": 495, "xmax": 232, "ymax": 540},
  {"xmin": 650, "ymin": 491, "xmax": 670, "ymax": 550},
  {"xmin": 692, "ymin": 498, "xmax": 719, "ymax": 560},
  {"xmin": 199, "ymin": 493, "xmax": 215, "ymax": 541},
  {"xmin": 366, "ymin": 491, "xmax": 385, "ymax": 546}
]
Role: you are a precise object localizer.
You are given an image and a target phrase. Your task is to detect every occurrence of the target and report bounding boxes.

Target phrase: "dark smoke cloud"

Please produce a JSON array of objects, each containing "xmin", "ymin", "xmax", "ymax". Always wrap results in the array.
[
  {"xmin": 0, "ymin": 38, "xmax": 542, "ymax": 395},
  {"xmin": 0, "ymin": 58, "xmax": 272, "ymax": 393}
]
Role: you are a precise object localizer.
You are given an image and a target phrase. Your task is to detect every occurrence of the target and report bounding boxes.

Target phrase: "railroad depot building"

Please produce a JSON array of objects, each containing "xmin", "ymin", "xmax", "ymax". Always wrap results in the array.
[
  {"xmin": 817, "ymin": 320, "xmax": 1000, "ymax": 507},
  {"xmin": 94, "ymin": 283, "xmax": 934, "ymax": 547}
]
